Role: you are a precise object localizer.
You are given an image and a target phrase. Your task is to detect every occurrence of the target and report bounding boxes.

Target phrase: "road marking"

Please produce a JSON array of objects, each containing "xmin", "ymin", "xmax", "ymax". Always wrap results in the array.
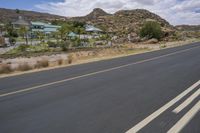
[
  {"xmin": 167, "ymin": 101, "xmax": 200, "ymax": 133},
  {"xmin": 0, "ymin": 45, "xmax": 200, "ymax": 98},
  {"xmin": 126, "ymin": 80, "xmax": 200, "ymax": 133},
  {"xmin": 173, "ymin": 88, "xmax": 200, "ymax": 114}
]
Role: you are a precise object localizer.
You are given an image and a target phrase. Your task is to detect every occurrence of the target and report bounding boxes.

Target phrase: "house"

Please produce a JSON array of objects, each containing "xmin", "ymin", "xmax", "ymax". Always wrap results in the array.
[
  {"xmin": 12, "ymin": 16, "xmax": 61, "ymax": 34},
  {"xmin": 31, "ymin": 22, "xmax": 61, "ymax": 34},
  {"xmin": 12, "ymin": 16, "xmax": 30, "ymax": 29},
  {"xmin": 85, "ymin": 25, "xmax": 103, "ymax": 33}
]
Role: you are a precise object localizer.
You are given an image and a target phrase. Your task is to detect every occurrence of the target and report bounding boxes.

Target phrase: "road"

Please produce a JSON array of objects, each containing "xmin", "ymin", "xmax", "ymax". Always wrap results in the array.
[{"xmin": 0, "ymin": 42, "xmax": 200, "ymax": 133}]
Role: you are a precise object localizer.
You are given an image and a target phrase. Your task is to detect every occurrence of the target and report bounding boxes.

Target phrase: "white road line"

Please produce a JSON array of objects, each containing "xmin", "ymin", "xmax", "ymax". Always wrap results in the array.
[
  {"xmin": 126, "ymin": 80, "xmax": 200, "ymax": 133},
  {"xmin": 167, "ymin": 101, "xmax": 200, "ymax": 133},
  {"xmin": 173, "ymin": 88, "xmax": 200, "ymax": 114},
  {"xmin": 0, "ymin": 45, "xmax": 199, "ymax": 98}
]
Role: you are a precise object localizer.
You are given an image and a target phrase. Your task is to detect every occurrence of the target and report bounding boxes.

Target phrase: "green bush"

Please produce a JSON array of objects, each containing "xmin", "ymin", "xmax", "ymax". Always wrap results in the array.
[
  {"xmin": 140, "ymin": 21, "xmax": 162, "ymax": 40},
  {"xmin": 47, "ymin": 41, "xmax": 58, "ymax": 48},
  {"xmin": 18, "ymin": 44, "xmax": 29, "ymax": 52},
  {"xmin": 60, "ymin": 41, "xmax": 69, "ymax": 51}
]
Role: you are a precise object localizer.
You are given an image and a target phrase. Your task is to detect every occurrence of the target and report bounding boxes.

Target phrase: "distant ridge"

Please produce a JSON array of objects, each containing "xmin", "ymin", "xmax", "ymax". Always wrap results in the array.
[{"xmin": 0, "ymin": 8, "xmax": 67, "ymax": 22}]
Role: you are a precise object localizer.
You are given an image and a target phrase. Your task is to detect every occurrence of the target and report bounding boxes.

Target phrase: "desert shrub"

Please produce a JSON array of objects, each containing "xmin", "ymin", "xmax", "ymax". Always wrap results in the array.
[
  {"xmin": 0, "ymin": 64, "xmax": 12, "ymax": 74},
  {"xmin": 9, "ymin": 37, "xmax": 16, "ymax": 45},
  {"xmin": 35, "ymin": 59, "xmax": 49, "ymax": 68},
  {"xmin": 140, "ymin": 21, "xmax": 162, "ymax": 40},
  {"xmin": 60, "ymin": 41, "xmax": 69, "ymax": 51},
  {"xmin": 57, "ymin": 58, "xmax": 63, "ymax": 65},
  {"xmin": 17, "ymin": 63, "xmax": 32, "ymax": 71},
  {"xmin": 68, "ymin": 54, "xmax": 73, "ymax": 64},
  {"xmin": 48, "ymin": 41, "xmax": 58, "ymax": 48},
  {"xmin": 18, "ymin": 44, "xmax": 29, "ymax": 52}
]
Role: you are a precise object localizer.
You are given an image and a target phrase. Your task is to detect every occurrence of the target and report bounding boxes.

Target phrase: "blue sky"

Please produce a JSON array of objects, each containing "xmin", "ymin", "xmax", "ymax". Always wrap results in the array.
[
  {"xmin": 0, "ymin": 0, "xmax": 61, "ymax": 10},
  {"xmin": 0, "ymin": 0, "xmax": 199, "ymax": 25}
]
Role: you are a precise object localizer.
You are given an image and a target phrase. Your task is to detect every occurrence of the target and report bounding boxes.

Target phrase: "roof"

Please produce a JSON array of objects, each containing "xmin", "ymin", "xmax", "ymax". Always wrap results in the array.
[
  {"xmin": 85, "ymin": 25, "xmax": 103, "ymax": 32},
  {"xmin": 12, "ymin": 16, "xmax": 30, "ymax": 26},
  {"xmin": 68, "ymin": 32, "xmax": 77, "ymax": 37},
  {"xmin": 31, "ymin": 22, "xmax": 61, "ymax": 28}
]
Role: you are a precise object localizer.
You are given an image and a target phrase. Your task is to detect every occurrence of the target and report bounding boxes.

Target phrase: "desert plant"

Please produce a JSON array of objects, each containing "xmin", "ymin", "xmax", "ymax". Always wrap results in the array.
[
  {"xmin": 18, "ymin": 44, "xmax": 29, "ymax": 52},
  {"xmin": 57, "ymin": 58, "xmax": 63, "ymax": 65},
  {"xmin": 47, "ymin": 41, "xmax": 58, "ymax": 48},
  {"xmin": 17, "ymin": 63, "xmax": 32, "ymax": 71},
  {"xmin": 140, "ymin": 21, "xmax": 162, "ymax": 40},
  {"xmin": 60, "ymin": 41, "xmax": 69, "ymax": 51},
  {"xmin": 35, "ymin": 59, "xmax": 49, "ymax": 68},
  {"xmin": 0, "ymin": 64, "xmax": 12, "ymax": 74},
  {"xmin": 68, "ymin": 54, "xmax": 73, "ymax": 64}
]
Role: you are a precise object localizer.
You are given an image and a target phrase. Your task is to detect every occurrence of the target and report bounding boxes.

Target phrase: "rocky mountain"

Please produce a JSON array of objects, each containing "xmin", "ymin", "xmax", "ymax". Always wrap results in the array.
[
  {"xmin": 176, "ymin": 25, "xmax": 200, "ymax": 31},
  {"xmin": 0, "ymin": 7, "xmax": 175, "ymax": 41},
  {"xmin": 70, "ymin": 8, "xmax": 174, "ymax": 39},
  {"xmin": 0, "ymin": 8, "xmax": 67, "ymax": 23}
]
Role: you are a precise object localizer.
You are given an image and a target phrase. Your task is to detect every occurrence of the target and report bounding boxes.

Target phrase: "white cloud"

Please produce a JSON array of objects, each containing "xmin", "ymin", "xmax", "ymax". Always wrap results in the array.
[{"xmin": 35, "ymin": 0, "xmax": 200, "ymax": 25}]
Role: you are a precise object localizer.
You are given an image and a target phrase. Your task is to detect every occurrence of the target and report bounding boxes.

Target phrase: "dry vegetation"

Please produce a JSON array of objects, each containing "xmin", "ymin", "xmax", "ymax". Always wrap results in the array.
[{"xmin": 0, "ymin": 64, "xmax": 13, "ymax": 74}]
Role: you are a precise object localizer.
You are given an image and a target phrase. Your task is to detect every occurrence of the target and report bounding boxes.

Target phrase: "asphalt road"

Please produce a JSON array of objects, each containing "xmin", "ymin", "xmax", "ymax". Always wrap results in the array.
[{"xmin": 0, "ymin": 42, "xmax": 200, "ymax": 133}]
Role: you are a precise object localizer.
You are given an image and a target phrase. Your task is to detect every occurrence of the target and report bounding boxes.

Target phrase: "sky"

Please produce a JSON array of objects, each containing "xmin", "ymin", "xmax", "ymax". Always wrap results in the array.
[{"xmin": 0, "ymin": 0, "xmax": 200, "ymax": 25}]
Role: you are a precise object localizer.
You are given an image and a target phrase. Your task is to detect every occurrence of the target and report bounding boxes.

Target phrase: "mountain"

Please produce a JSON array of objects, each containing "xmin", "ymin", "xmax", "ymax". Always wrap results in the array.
[
  {"xmin": 175, "ymin": 25, "xmax": 200, "ymax": 31},
  {"xmin": 70, "ymin": 8, "xmax": 174, "ymax": 37},
  {"xmin": 0, "ymin": 7, "xmax": 175, "ymax": 41},
  {"xmin": 0, "ymin": 8, "xmax": 67, "ymax": 23}
]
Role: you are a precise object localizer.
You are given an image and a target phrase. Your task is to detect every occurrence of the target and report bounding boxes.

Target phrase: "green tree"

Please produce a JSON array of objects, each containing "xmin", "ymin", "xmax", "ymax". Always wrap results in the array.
[
  {"xmin": 36, "ymin": 31, "xmax": 45, "ymax": 43},
  {"xmin": 19, "ymin": 26, "xmax": 29, "ymax": 45},
  {"xmin": 58, "ymin": 24, "xmax": 71, "ymax": 41},
  {"xmin": 140, "ymin": 21, "xmax": 162, "ymax": 40},
  {"xmin": 75, "ymin": 26, "xmax": 85, "ymax": 39},
  {"xmin": 16, "ymin": 9, "xmax": 20, "ymax": 14}
]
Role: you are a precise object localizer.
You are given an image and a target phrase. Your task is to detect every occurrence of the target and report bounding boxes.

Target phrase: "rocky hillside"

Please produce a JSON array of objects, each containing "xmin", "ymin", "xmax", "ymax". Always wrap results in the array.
[
  {"xmin": 0, "ymin": 8, "xmax": 66, "ymax": 23},
  {"xmin": 176, "ymin": 25, "xmax": 200, "ymax": 31},
  {"xmin": 69, "ymin": 8, "xmax": 175, "ymax": 41}
]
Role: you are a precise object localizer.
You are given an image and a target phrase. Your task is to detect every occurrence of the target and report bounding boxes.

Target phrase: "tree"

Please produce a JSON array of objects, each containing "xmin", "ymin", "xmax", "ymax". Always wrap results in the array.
[
  {"xmin": 19, "ymin": 26, "xmax": 29, "ymax": 45},
  {"xmin": 58, "ymin": 24, "xmax": 71, "ymax": 41},
  {"xmin": 75, "ymin": 26, "xmax": 85, "ymax": 39},
  {"xmin": 140, "ymin": 21, "xmax": 162, "ymax": 40},
  {"xmin": 36, "ymin": 31, "xmax": 45, "ymax": 43},
  {"xmin": 16, "ymin": 9, "xmax": 20, "ymax": 14}
]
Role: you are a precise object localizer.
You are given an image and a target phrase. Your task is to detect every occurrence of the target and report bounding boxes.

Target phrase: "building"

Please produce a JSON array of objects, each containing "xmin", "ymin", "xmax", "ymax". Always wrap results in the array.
[
  {"xmin": 12, "ymin": 16, "xmax": 61, "ymax": 34},
  {"xmin": 31, "ymin": 22, "xmax": 61, "ymax": 34},
  {"xmin": 12, "ymin": 16, "xmax": 30, "ymax": 29},
  {"xmin": 85, "ymin": 25, "xmax": 103, "ymax": 33}
]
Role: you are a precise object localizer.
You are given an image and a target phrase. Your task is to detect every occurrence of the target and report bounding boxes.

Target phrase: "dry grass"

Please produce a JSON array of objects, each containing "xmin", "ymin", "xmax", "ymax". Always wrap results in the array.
[
  {"xmin": 17, "ymin": 63, "xmax": 32, "ymax": 71},
  {"xmin": 0, "ymin": 64, "xmax": 13, "ymax": 74},
  {"xmin": 35, "ymin": 59, "xmax": 49, "ymax": 68},
  {"xmin": 57, "ymin": 58, "xmax": 63, "ymax": 65},
  {"xmin": 68, "ymin": 54, "xmax": 73, "ymax": 64}
]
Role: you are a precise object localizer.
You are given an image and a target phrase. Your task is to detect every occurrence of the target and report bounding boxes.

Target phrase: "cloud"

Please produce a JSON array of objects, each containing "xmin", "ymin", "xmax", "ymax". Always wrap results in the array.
[{"xmin": 35, "ymin": 0, "xmax": 200, "ymax": 25}]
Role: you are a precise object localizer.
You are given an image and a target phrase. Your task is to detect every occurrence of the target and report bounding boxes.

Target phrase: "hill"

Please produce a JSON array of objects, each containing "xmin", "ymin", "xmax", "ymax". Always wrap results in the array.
[
  {"xmin": 0, "ymin": 8, "xmax": 67, "ymax": 23},
  {"xmin": 175, "ymin": 25, "xmax": 200, "ymax": 31},
  {"xmin": 70, "ymin": 8, "xmax": 174, "ymax": 39}
]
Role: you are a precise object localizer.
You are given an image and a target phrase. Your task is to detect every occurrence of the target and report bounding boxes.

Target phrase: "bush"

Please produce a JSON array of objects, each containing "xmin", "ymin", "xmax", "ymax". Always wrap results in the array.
[
  {"xmin": 18, "ymin": 44, "xmax": 29, "ymax": 52},
  {"xmin": 68, "ymin": 54, "xmax": 73, "ymax": 64},
  {"xmin": 35, "ymin": 59, "xmax": 49, "ymax": 68},
  {"xmin": 17, "ymin": 63, "xmax": 32, "ymax": 71},
  {"xmin": 60, "ymin": 41, "xmax": 69, "ymax": 51},
  {"xmin": 9, "ymin": 37, "xmax": 16, "ymax": 45},
  {"xmin": 47, "ymin": 41, "xmax": 58, "ymax": 48},
  {"xmin": 140, "ymin": 21, "xmax": 162, "ymax": 40},
  {"xmin": 0, "ymin": 64, "xmax": 12, "ymax": 74},
  {"xmin": 57, "ymin": 58, "xmax": 63, "ymax": 65}
]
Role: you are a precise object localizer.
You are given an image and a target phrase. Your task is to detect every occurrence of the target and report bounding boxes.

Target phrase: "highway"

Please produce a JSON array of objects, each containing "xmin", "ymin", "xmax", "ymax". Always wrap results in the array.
[{"xmin": 0, "ymin": 42, "xmax": 200, "ymax": 133}]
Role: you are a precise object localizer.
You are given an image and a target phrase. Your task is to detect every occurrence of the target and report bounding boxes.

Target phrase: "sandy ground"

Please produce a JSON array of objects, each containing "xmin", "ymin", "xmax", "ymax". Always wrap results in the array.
[{"xmin": 0, "ymin": 38, "xmax": 199, "ymax": 78}]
